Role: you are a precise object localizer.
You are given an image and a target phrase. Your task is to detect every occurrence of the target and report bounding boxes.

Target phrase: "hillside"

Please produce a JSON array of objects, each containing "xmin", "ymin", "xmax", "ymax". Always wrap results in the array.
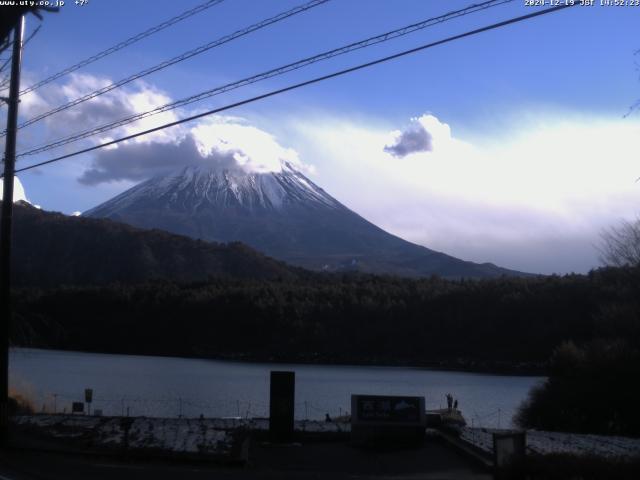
[{"xmin": 9, "ymin": 201, "xmax": 301, "ymax": 287}]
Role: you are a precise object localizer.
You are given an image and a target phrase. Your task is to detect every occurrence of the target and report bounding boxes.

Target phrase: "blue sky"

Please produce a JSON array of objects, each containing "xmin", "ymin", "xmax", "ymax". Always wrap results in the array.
[{"xmin": 3, "ymin": 0, "xmax": 640, "ymax": 274}]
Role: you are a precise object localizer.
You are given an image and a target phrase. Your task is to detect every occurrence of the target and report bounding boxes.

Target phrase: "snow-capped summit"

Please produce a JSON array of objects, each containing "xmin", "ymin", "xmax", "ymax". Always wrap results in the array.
[
  {"xmin": 85, "ymin": 162, "xmax": 525, "ymax": 278},
  {"xmin": 85, "ymin": 162, "xmax": 340, "ymax": 217}
]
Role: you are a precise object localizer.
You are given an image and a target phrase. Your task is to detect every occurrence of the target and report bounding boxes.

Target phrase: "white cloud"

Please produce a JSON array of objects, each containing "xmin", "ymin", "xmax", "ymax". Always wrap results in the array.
[
  {"xmin": 79, "ymin": 118, "xmax": 314, "ymax": 184},
  {"xmin": 19, "ymin": 73, "xmax": 311, "ymax": 183},
  {"xmin": 290, "ymin": 112, "xmax": 640, "ymax": 274},
  {"xmin": 78, "ymin": 136, "xmax": 202, "ymax": 185},
  {"xmin": 18, "ymin": 73, "xmax": 183, "ymax": 150},
  {"xmin": 384, "ymin": 115, "xmax": 434, "ymax": 158},
  {"xmin": 190, "ymin": 117, "xmax": 311, "ymax": 174}
]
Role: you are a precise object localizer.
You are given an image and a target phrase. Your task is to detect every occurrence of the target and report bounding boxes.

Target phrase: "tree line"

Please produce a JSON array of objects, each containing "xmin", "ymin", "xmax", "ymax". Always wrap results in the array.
[{"xmin": 11, "ymin": 266, "xmax": 640, "ymax": 375}]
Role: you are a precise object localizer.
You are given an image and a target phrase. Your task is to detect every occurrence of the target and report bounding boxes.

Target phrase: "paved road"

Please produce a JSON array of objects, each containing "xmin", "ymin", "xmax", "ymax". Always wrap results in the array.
[{"xmin": 0, "ymin": 440, "xmax": 493, "ymax": 480}]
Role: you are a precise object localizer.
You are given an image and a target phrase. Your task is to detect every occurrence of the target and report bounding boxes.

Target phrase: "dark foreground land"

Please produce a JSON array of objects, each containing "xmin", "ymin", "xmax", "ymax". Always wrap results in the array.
[
  {"xmin": 0, "ymin": 441, "xmax": 491, "ymax": 480},
  {"xmin": 6, "ymin": 414, "xmax": 640, "ymax": 479}
]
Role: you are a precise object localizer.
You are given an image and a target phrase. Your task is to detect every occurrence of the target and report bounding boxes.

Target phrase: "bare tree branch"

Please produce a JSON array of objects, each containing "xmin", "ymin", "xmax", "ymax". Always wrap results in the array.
[{"xmin": 599, "ymin": 217, "xmax": 640, "ymax": 267}]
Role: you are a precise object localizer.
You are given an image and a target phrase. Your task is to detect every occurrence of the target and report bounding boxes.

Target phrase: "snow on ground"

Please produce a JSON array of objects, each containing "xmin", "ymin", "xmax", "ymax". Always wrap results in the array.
[
  {"xmin": 12, "ymin": 414, "xmax": 103, "ymax": 437},
  {"xmin": 13, "ymin": 415, "xmax": 236, "ymax": 455},
  {"xmin": 127, "ymin": 418, "xmax": 232, "ymax": 454},
  {"xmin": 12, "ymin": 415, "xmax": 350, "ymax": 455},
  {"xmin": 17, "ymin": 415, "xmax": 638, "ymax": 460},
  {"xmin": 99, "ymin": 418, "xmax": 126, "ymax": 445},
  {"xmin": 459, "ymin": 427, "xmax": 640, "ymax": 459}
]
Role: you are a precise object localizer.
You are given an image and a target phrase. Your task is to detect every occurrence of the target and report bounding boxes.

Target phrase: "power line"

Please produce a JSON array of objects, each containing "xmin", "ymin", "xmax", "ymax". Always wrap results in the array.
[
  {"xmin": 0, "ymin": 25, "xmax": 42, "ymax": 72},
  {"xmin": 0, "ymin": 24, "xmax": 41, "ymax": 93},
  {"xmin": 10, "ymin": 0, "xmax": 331, "ymax": 134},
  {"xmin": 15, "ymin": 0, "xmax": 514, "ymax": 158},
  {"xmin": 11, "ymin": 3, "xmax": 577, "ymax": 176},
  {"xmin": 0, "ymin": 55, "xmax": 11, "ymax": 74},
  {"xmin": 18, "ymin": 0, "xmax": 226, "ymax": 96}
]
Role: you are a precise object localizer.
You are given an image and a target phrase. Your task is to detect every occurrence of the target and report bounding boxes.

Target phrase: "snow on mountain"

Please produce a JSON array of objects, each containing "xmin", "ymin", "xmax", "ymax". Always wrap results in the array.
[
  {"xmin": 86, "ymin": 162, "xmax": 340, "ymax": 217},
  {"xmin": 0, "ymin": 176, "xmax": 29, "ymax": 204}
]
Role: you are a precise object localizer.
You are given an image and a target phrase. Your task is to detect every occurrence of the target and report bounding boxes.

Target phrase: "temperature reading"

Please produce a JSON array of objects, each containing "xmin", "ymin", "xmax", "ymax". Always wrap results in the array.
[{"xmin": 75, "ymin": 0, "xmax": 89, "ymax": 6}]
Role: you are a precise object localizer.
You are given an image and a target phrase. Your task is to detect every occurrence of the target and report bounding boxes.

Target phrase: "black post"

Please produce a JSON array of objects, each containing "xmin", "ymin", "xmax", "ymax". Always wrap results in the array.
[
  {"xmin": 1, "ymin": 15, "xmax": 25, "ymax": 445},
  {"xmin": 269, "ymin": 371, "xmax": 295, "ymax": 443}
]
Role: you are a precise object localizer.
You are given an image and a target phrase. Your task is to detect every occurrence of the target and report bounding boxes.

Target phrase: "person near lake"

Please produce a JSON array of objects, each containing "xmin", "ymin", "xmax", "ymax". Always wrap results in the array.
[
  {"xmin": 446, "ymin": 393, "xmax": 453, "ymax": 412},
  {"xmin": 454, "ymin": 399, "xmax": 458, "ymax": 411},
  {"xmin": 325, "ymin": 413, "xmax": 332, "ymax": 422}
]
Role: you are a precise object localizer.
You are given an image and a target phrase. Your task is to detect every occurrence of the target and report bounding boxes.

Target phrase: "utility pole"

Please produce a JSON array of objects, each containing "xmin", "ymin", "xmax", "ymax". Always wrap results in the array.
[{"xmin": 1, "ymin": 15, "xmax": 25, "ymax": 446}]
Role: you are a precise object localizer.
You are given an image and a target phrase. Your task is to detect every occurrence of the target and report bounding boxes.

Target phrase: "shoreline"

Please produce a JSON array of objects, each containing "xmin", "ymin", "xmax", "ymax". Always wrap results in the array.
[{"xmin": 11, "ymin": 345, "xmax": 547, "ymax": 377}]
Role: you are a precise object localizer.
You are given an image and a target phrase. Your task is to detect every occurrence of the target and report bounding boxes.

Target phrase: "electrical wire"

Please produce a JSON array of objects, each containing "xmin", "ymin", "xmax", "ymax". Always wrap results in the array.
[
  {"xmin": 1, "ymin": 23, "xmax": 42, "ymax": 75},
  {"xmin": 14, "ymin": 0, "xmax": 514, "ymax": 157},
  {"xmin": 11, "ymin": 0, "xmax": 331, "ymax": 133},
  {"xmin": 18, "ymin": 0, "xmax": 226, "ymax": 96},
  {"xmin": 0, "ymin": 24, "xmax": 41, "ymax": 101},
  {"xmin": 10, "ymin": 3, "xmax": 578, "ymax": 176}
]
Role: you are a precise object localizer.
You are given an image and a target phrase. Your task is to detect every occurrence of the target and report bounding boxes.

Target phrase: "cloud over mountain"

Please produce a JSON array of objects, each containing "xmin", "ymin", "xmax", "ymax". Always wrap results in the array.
[
  {"xmin": 21, "ymin": 73, "xmax": 310, "ymax": 184},
  {"xmin": 78, "ymin": 136, "xmax": 205, "ymax": 185},
  {"xmin": 79, "ymin": 119, "xmax": 310, "ymax": 185}
]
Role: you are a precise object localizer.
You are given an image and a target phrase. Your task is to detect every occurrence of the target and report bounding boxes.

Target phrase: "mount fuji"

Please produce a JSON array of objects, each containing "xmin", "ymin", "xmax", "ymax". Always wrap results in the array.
[{"xmin": 84, "ymin": 162, "xmax": 525, "ymax": 278}]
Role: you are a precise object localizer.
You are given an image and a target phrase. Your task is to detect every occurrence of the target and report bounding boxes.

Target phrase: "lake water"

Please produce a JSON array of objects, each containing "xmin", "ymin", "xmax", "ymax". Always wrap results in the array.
[{"xmin": 9, "ymin": 348, "xmax": 544, "ymax": 428}]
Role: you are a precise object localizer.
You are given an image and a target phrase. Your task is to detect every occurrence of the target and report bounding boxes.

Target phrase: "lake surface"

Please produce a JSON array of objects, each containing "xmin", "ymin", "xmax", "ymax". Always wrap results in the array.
[{"xmin": 9, "ymin": 348, "xmax": 544, "ymax": 428}]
